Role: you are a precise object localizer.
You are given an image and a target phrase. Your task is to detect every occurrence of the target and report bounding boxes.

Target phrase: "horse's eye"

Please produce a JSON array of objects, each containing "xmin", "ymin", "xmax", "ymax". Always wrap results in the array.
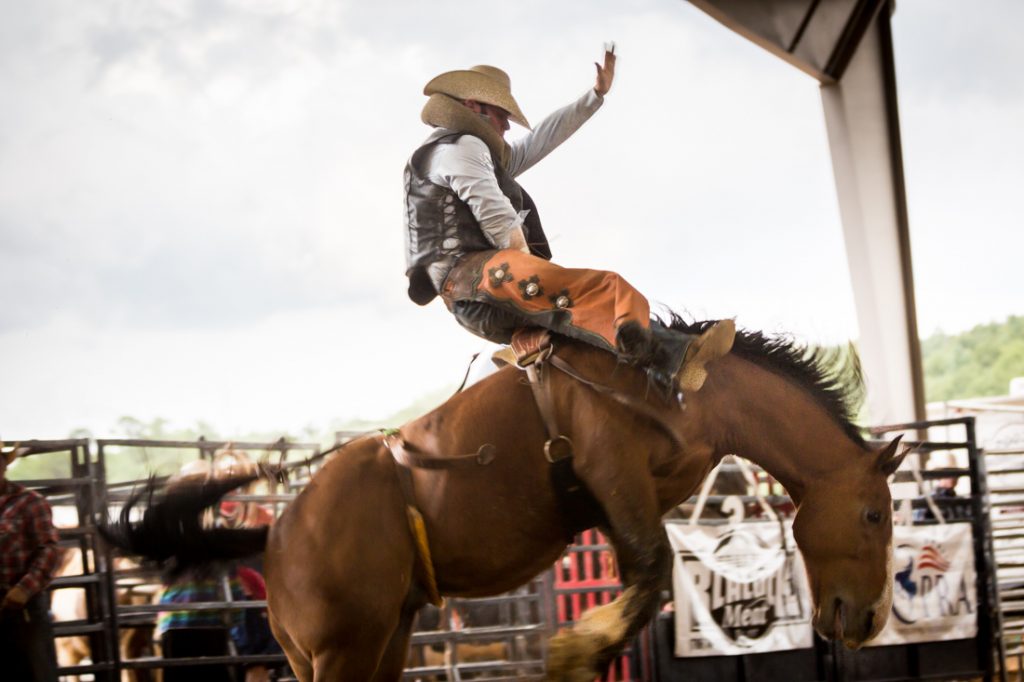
[{"xmin": 864, "ymin": 509, "xmax": 883, "ymax": 524}]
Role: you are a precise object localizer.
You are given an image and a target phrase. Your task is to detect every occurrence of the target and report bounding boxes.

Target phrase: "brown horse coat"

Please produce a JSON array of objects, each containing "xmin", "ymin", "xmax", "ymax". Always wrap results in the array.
[
  {"xmin": 262, "ymin": 324, "xmax": 904, "ymax": 681},
  {"xmin": 103, "ymin": 320, "xmax": 907, "ymax": 682}
]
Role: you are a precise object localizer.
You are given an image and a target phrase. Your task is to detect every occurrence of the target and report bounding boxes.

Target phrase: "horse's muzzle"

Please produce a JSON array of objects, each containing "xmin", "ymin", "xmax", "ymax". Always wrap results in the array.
[{"xmin": 815, "ymin": 598, "xmax": 879, "ymax": 649}]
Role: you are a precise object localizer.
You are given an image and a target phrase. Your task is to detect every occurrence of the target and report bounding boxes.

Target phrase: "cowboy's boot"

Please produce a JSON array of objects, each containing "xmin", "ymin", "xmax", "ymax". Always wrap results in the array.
[
  {"xmin": 614, "ymin": 321, "xmax": 656, "ymax": 362},
  {"xmin": 645, "ymin": 320, "xmax": 736, "ymax": 395},
  {"xmin": 616, "ymin": 320, "xmax": 736, "ymax": 397},
  {"xmin": 643, "ymin": 323, "xmax": 689, "ymax": 395}
]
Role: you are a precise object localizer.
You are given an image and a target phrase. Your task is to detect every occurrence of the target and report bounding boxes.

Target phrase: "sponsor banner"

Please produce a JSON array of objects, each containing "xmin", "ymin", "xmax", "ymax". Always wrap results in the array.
[
  {"xmin": 869, "ymin": 523, "xmax": 977, "ymax": 646},
  {"xmin": 667, "ymin": 522, "xmax": 814, "ymax": 657}
]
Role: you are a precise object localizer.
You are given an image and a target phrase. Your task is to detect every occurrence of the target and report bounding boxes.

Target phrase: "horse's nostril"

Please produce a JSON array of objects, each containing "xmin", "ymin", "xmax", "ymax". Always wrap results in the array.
[{"xmin": 865, "ymin": 609, "xmax": 876, "ymax": 632}]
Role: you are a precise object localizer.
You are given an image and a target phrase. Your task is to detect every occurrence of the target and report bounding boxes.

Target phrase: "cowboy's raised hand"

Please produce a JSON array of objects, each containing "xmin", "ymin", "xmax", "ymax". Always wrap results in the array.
[{"xmin": 594, "ymin": 42, "xmax": 616, "ymax": 96}]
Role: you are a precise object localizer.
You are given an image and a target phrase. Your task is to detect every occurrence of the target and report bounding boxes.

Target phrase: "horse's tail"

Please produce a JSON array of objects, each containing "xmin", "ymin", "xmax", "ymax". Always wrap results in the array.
[{"xmin": 99, "ymin": 473, "xmax": 269, "ymax": 579}]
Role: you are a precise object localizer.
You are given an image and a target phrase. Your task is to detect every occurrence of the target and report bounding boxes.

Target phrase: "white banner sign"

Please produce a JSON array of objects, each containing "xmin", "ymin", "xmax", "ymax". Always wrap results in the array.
[
  {"xmin": 869, "ymin": 523, "xmax": 977, "ymax": 645},
  {"xmin": 667, "ymin": 522, "xmax": 814, "ymax": 657}
]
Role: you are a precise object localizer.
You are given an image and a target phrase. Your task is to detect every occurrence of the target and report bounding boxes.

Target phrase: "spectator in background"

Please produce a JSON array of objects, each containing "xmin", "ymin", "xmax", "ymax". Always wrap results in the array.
[
  {"xmin": 212, "ymin": 446, "xmax": 283, "ymax": 679},
  {"xmin": 213, "ymin": 447, "xmax": 275, "ymax": 530},
  {"xmin": 914, "ymin": 451, "xmax": 967, "ymax": 523},
  {"xmin": 927, "ymin": 451, "xmax": 961, "ymax": 498},
  {"xmin": 0, "ymin": 443, "xmax": 61, "ymax": 682}
]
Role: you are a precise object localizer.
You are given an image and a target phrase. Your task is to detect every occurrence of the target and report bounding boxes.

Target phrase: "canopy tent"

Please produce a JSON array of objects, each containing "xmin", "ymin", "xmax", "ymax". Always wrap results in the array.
[{"xmin": 686, "ymin": 0, "xmax": 925, "ymax": 424}]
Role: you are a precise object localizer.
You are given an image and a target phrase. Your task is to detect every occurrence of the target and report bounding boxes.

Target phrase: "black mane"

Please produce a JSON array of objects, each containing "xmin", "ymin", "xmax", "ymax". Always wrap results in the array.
[{"xmin": 666, "ymin": 314, "xmax": 867, "ymax": 448}]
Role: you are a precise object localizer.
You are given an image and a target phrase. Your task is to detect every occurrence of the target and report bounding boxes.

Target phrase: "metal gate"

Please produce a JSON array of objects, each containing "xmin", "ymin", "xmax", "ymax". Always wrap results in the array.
[
  {"xmin": 553, "ymin": 528, "xmax": 635, "ymax": 681},
  {"xmin": 10, "ymin": 437, "xmax": 560, "ymax": 681},
  {"xmin": 403, "ymin": 580, "xmax": 551, "ymax": 681},
  {"xmin": 19, "ymin": 439, "xmax": 119, "ymax": 681},
  {"xmin": 10, "ymin": 419, "xmax": 1011, "ymax": 681},
  {"xmin": 935, "ymin": 397, "xmax": 1024, "ymax": 680},
  {"xmin": 989, "ymin": 438, "xmax": 1024, "ymax": 680}
]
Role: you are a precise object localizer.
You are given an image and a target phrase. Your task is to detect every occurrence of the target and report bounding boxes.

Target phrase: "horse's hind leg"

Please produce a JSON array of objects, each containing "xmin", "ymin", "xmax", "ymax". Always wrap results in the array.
[
  {"xmin": 546, "ymin": 459, "xmax": 672, "ymax": 681},
  {"xmin": 305, "ymin": 590, "xmax": 420, "ymax": 682},
  {"xmin": 269, "ymin": 609, "xmax": 313, "ymax": 682},
  {"xmin": 372, "ymin": 588, "xmax": 428, "ymax": 682}
]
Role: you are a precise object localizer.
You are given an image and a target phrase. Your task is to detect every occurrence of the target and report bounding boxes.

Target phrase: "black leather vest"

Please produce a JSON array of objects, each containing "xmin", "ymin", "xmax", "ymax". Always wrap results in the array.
[{"xmin": 404, "ymin": 131, "xmax": 551, "ymax": 305}]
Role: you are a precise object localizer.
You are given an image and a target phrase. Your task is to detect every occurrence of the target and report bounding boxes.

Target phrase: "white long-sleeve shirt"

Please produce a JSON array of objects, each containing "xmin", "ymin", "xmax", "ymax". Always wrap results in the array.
[{"xmin": 423, "ymin": 89, "xmax": 604, "ymax": 251}]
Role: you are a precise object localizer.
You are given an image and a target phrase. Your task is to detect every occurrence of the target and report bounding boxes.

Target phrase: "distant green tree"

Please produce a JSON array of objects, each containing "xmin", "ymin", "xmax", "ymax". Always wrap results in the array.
[
  {"xmin": 4, "ymin": 448, "xmax": 71, "ymax": 481},
  {"xmin": 88, "ymin": 416, "xmax": 347, "ymax": 483},
  {"xmin": 96, "ymin": 417, "xmax": 218, "ymax": 483},
  {"xmin": 921, "ymin": 315, "xmax": 1024, "ymax": 402},
  {"xmin": 325, "ymin": 384, "xmax": 456, "ymax": 441}
]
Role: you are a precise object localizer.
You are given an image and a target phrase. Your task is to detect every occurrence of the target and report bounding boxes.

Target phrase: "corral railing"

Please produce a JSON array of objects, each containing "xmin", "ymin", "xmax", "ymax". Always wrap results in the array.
[
  {"xmin": 14, "ymin": 439, "xmax": 118, "ymax": 681},
  {"xmin": 934, "ymin": 396, "xmax": 1024, "ymax": 680},
  {"xmin": 97, "ymin": 437, "xmax": 320, "ymax": 681},
  {"xmin": 645, "ymin": 417, "xmax": 1004, "ymax": 682},
  {"xmin": 985, "ymin": 442, "xmax": 1024, "ymax": 679},
  {"xmin": 5, "ymin": 419, "xmax": 1009, "ymax": 681}
]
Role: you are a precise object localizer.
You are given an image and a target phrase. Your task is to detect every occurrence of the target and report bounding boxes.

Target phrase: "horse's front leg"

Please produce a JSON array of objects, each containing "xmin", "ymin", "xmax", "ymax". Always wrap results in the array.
[{"xmin": 545, "ymin": 455, "xmax": 671, "ymax": 682}]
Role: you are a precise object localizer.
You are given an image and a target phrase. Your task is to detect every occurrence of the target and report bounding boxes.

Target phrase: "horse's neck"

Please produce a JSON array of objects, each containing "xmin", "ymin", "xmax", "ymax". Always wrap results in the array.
[{"xmin": 694, "ymin": 355, "xmax": 856, "ymax": 504}]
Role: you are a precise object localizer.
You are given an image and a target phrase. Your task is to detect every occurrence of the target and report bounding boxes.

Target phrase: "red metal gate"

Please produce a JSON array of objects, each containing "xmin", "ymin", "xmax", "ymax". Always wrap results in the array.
[{"xmin": 553, "ymin": 528, "xmax": 636, "ymax": 681}]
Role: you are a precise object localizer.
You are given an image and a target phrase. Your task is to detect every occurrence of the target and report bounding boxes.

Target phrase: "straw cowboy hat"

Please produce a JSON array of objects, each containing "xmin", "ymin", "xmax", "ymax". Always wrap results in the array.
[
  {"xmin": 926, "ymin": 451, "xmax": 960, "ymax": 471},
  {"xmin": 1, "ymin": 442, "xmax": 29, "ymax": 465},
  {"xmin": 424, "ymin": 65, "xmax": 531, "ymax": 129},
  {"xmin": 212, "ymin": 446, "xmax": 257, "ymax": 478},
  {"xmin": 170, "ymin": 458, "xmax": 213, "ymax": 486}
]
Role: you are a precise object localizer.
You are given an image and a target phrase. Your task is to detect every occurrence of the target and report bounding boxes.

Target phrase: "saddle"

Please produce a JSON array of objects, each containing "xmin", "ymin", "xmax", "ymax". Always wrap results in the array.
[
  {"xmin": 491, "ymin": 327, "xmax": 553, "ymax": 368},
  {"xmin": 510, "ymin": 327, "xmax": 553, "ymax": 366}
]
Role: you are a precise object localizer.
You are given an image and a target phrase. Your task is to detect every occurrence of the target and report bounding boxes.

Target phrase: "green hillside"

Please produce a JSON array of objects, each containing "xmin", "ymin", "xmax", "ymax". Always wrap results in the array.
[{"xmin": 922, "ymin": 315, "xmax": 1024, "ymax": 403}]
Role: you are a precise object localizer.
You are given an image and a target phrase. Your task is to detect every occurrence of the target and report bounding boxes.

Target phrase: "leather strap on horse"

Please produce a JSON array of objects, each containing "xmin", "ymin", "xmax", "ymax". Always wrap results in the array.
[
  {"xmin": 385, "ymin": 436, "xmax": 444, "ymax": 607},
  {"xmin": 506, "ymin": 329, "xmax": 685, "ymax": 451},
  {"xmin": 511, "ymin": 329, "xmax": 609, "ymax": 541},
  {"xmin": 386, "ymin": 434, "xmax": 497, "ymax": 470},
  {"xmin": 449, "ymin": 351, "xmax": 481, "ymax": 397},
  {"xmin": 405, "ymin": 504, "xmax": 443, "ymax": 607},
  {"xmin": 381, "ymin": 431, "xmax": 500, "ymax": 608},
  {"xmin": 546, "ymin": 354, "xmax": 686, "ymax": 452}
]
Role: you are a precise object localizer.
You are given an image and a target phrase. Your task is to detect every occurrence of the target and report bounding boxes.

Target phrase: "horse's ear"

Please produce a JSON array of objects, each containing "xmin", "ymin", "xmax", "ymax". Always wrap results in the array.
[{"xmin": 876, "ymin": 435, "xmax": 907, "ymax": 476}]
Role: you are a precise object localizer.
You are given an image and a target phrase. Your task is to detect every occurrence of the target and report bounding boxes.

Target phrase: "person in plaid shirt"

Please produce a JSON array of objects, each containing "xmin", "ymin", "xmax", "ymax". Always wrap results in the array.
[{"xmin": 1, "ymin": 443, "xmax": 61, "ymax": 681}]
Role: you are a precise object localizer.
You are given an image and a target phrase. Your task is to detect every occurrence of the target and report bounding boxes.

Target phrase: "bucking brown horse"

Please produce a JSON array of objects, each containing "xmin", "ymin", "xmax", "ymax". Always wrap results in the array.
[{"xmin": 102, "ymin": 317, "xmax": 907, "ymax": 682}]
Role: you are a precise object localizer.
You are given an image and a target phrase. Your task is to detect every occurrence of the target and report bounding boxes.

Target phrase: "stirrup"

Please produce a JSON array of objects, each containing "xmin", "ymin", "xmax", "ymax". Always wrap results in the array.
[{"xmin": 677, "ymin": 320, "xmax": 736, "ymax": 392}]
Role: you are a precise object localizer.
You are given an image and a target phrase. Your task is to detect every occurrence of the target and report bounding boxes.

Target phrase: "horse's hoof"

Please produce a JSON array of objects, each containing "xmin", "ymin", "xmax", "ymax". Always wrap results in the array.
[{"xmin": 545, "ymin": 629, "xmax": 598, "ymax": 682}]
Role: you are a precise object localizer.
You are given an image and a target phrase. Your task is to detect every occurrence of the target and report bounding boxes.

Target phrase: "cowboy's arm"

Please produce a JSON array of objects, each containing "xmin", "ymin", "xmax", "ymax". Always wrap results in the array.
[
  {"xmin": 429, "ymin": 137, "xmax": 529, "ymax": 252},
  {"xmin": 12, "ymin": 496, "xmax": 60, "ymax": 599},
  {"xmin": 505, "ymin": 89, "xmax": 604, "ymax": 177}
]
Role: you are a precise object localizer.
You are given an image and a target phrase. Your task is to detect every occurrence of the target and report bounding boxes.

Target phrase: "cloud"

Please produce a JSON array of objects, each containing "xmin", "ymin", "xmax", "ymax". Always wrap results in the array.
[
  {"xmin": 893, "ymin": 0, "xmax": 1024, "ymax": 101},
  {"xmin": 0, "ymin": 302, "xmax": 482, "ymax": 438},
  {"xmin": 892, "ymin": 0, "xmax": 1024, "ymax": 334},
  {"xmin": 0, "ymin": 0, "xmax": 417, "ymax": 333}
]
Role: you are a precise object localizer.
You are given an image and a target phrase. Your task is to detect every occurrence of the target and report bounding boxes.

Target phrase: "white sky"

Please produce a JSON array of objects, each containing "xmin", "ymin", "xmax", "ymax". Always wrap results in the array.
[{"xmin": 1, "ymin": 0, "xmax": 1021, "ymax": 439}]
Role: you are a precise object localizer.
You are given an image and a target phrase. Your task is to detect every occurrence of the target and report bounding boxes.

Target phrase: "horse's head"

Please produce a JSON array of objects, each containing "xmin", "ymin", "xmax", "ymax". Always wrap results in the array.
[{"xmin": 792, "ymin": 436, "xmax": 907, "ymax": 648}]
